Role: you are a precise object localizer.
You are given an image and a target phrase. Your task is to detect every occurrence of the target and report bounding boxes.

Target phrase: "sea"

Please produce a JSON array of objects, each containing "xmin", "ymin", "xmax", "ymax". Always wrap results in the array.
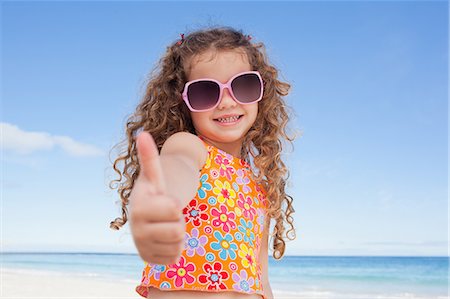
[{"xmin": 1, "ymin": 253, "xmax": 448, "ymax": 299}]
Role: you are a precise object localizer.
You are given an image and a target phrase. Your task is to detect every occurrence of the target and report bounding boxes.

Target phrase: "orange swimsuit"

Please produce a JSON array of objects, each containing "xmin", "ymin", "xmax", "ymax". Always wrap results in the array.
[{"xmin": 136, "ymin": 138, "xmax": 268, "ymax": 298}]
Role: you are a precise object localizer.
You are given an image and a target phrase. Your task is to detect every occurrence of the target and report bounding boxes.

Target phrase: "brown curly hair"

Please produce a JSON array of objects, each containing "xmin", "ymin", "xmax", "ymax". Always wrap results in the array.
[{"xmin": 110, "ymin": 26, "xmax": 296, "ymax": 259}]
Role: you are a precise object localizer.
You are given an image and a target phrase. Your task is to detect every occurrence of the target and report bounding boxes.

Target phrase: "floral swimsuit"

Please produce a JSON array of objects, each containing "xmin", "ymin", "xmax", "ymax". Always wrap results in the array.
[{"xmin": 136, "ymin": 138, "xmax": 268, "ymax": 298}]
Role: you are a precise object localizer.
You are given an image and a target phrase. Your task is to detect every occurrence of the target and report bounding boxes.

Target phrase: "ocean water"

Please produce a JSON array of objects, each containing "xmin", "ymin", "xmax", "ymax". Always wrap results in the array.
[{"xmin": 2, "ymin": 253, "xmax": 448, "ymax": 298}]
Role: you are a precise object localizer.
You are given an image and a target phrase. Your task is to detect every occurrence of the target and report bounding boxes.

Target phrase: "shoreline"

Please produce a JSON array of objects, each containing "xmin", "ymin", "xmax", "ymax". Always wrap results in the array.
[{"xmin": 2, "ymin": 251, "xmax": 448, "ymax": 258}]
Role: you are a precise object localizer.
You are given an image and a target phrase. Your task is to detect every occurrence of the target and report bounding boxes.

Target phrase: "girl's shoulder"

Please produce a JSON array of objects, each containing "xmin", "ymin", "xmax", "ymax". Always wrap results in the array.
[{"xmin": 160, "ymin": 132, "xmax": 208, "ymax": 171}]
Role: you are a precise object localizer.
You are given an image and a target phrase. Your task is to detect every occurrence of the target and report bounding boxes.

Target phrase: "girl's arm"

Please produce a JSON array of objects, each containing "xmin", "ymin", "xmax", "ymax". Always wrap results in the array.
[
  {"xmin": 260, "ymin": 222, "xmax": 274, "ymax": 299},
  {"xmin": 129, "ymin": 131, "xmax": 207, "ymax": 264},
  {"xmin": 159, "ymin": 132, "xmax": 208, "ymax": 207}
]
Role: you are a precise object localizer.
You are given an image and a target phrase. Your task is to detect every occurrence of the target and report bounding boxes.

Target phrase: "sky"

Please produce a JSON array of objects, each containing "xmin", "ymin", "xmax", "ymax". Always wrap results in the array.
[{"xmin": 1, "ymin": 1, "xmax": 448, "ymax": 257}]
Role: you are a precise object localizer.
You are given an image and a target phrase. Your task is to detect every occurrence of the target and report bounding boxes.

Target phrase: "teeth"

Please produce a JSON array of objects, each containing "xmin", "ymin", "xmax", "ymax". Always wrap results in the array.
[{"xmin": 217, "ymin": 116, "xmax": 240, "ymax": 123}]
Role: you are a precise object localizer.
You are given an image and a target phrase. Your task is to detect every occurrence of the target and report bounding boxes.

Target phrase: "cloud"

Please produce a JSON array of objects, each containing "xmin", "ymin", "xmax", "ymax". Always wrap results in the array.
[{"xmin": 1, "ymin": 122, "xmax": 104, "ymax": 157}]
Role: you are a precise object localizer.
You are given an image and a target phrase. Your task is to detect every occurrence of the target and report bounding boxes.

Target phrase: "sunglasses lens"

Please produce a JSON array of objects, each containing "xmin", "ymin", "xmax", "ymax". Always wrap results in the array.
[
  {"xmin": 187, "ymin": 81, "xmax": 220, "ymax": 111},
  {"xmin": 231, "ymin": 73, "xmax": 262, "ymax": 103}
]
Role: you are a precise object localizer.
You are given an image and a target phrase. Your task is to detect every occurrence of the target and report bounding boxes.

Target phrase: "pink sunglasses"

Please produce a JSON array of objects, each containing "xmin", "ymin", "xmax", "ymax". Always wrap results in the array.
[{"xmin": 181, "ymin": 71, "xmax": 264, "ymax": 112}]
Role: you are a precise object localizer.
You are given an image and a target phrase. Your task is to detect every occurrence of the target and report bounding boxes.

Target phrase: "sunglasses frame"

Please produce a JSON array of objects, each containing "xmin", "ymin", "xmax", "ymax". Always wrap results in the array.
[{"xmin": 181, "ymin": 71, "xmax": 264, "ymax": 112}]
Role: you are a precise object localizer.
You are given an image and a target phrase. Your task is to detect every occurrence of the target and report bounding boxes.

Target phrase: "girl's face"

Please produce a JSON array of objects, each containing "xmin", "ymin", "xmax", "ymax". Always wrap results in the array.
[{"xmin": 186, "ymin": 49, "xmax": 258, "ymax": 157}]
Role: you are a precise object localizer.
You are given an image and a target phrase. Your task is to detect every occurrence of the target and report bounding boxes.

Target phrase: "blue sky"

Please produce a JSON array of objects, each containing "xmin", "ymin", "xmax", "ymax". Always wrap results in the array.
[{"xmin": 1, "ymin": 1, "xmax": 447, "ymax": 257}]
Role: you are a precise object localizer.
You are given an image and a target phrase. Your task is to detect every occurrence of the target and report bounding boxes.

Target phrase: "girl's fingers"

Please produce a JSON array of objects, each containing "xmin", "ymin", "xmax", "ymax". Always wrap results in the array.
[
  {"xmin": 131, "ymin": 195, "xmax": 182, "ymax": 223},
  {"xmin": 136, "ymin": 131, "xmax": 166, "ymax": 194},
  {"xmin": 142, "ymin": 220, "xmax": 186, "ymax": 243},
  {"xmin": 147, "ymin": 241, "xmax": 185, "ymax": 257}
]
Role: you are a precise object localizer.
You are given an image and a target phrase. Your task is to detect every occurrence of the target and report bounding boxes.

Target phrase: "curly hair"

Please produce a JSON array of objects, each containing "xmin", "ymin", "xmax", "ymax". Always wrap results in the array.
[{"xmin": 110, "ymin": 26, "xmax": 296, "ymax": 259}]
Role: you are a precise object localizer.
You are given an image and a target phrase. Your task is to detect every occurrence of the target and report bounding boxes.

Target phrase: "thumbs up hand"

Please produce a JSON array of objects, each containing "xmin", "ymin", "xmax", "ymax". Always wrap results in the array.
[{"xmin": 129, "ymin": 132, "xmax": 186, "ymax": 265}]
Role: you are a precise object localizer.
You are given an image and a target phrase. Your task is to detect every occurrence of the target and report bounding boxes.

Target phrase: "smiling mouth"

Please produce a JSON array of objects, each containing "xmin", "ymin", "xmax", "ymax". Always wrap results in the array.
[{"xmin": 214, "ymin": 115, "xmax": 243, "ymax": 123}]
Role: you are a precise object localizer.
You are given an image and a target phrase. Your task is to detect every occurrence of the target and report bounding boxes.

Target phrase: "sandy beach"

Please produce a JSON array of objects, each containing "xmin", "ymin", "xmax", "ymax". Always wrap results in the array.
[
  {"xmin": 0, "ymin": 269, "xmax": 347, "ymax": 299},
  {"xmin": 1, "ymin": 269, "xmax": 139, "ymax": 298},
  {"xmin": 1, "ymin": 268, "xmax": 446, "ymax": 299},
  {"xmin": 1, "ymin": 269, "xmax": 304, "ymax": 299}
]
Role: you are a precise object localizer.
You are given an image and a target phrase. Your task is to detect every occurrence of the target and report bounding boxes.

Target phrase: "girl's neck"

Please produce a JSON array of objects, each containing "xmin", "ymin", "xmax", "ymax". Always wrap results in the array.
[{"xmin": 198, "ymin": 135, "xmax": 243, "ymax": 159}]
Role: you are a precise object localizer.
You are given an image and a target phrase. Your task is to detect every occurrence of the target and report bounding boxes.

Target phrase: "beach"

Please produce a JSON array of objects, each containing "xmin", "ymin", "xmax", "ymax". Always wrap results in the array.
[
  {"xmin": 1, "ymin": 269, "xmax": 306, "ymax": 299},
  {"xmin": 2, "ymin": 268, "xmax": 447, "ymax": 299},
  {"xmin": 2, "ymin": 268, "xmax": 138, "ymax": 298},
  {"xmin": 1, "ymin": 253, "xmax": 448, "ymax": 299}
]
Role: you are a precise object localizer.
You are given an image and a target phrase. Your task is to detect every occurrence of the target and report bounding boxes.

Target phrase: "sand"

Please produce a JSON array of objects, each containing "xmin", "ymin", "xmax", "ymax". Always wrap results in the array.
[
  {"xmin": 1, "ymin": 269, "xmax": 139, "ymax": 298},
  {"xmin": 1, "ymin": 268, "xmax": 444, "ymax": 299},
  {"xmin": 0, "ymin": 269, "xmax": 304, "ymax": 299}
]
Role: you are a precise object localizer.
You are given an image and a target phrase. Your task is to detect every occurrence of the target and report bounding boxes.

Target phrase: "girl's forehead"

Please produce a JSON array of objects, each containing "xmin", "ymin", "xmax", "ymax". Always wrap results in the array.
[{"xmin": 185, "ymin": 48, "xmax": 251, "ymax": 79}]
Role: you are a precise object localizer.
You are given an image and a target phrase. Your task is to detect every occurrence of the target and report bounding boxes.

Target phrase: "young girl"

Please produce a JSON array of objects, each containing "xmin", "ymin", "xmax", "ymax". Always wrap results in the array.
[{"xmin": 110, "ymin": 26, "xmax": 296, "ymax": 299}]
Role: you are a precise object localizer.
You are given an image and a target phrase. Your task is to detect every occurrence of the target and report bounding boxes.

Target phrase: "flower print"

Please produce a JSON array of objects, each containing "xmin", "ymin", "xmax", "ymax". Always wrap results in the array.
[
  {"xmin": 257, "ymin": 208, "xmax": 266, "ymax": 233},
  {"xmin": 215, "ymin": 148, "xmax": 233, "ymax": 162},
  {"xmin": 197, "ymin": 174, "xmax": 212, "ymax": 199},
  {"xmin": 255, "ymin": 183, "xmax": 263, "ymax": 193},
  {"xmin": 257, "ymin": 192, "xmax": 268, "ymax": 207},
  {"xmin": 213, "ymin": 180, "xmax": 236, "ymax": 207},
  {"xmin": 204, "ymin": 152, "xmax": 211, "ymax": 169},
  {"xmin": 253, "ymin": 223, "xmax": 259, "ymax": 237},
  {"xmin": 141, "ymin": 270, "xmax": 150, "ymax": 285},
  {"xmin": 229, "ymin": 262, "xmax": 238, "ymax": 271},
  {"xmin": 166, "ymin": 256, "xmax": 196, "ymax": 287},
  {"xmin": 159, "ymin": 281, "xmax": 171, "ymax": 288},
  {"xmin": 208, "ymin": 196, "xmax": 217, "ymax": 205},
  {"xmin": 210, "ymin": 168, "xmax": 219, "ymax": 179},
  {"xmin": 232, "ymin": 269, "xmax": 255, "ymax": 293},
  {"xmin": 204, "ymin": 226, "xmax": 213, "ymax": 234},
  {"xmin": 214, "ymin": 154, "xmax": 235, "ymax": 180},
  {"xmin": 211, "ymin": 204, "xmax": 236, "ymax": 233},
  {"xmin": 238, "ymin": 243, "xmax": 257, "ymax": 275},
  {"xmin": 234, "ymin": 206, "xmax": 242, "ymax": 217},
  {"xmin": 183, "ymin": 199, "xmax": 209, "ymax": 227},
  {"xmin": 214, "ymin": 152, "xmax": 225, "ymax": 164},
  {"xmin": 256, "ymin": 271, "xmax": 262, "ymax": 288},
  {"xmin": 239, "ymin": 158, "xmax": 248, "ymax": 168},
  {"xmin": 210, "ymin": 231, "xmax": 238, "ymax": 260},
  {"xmin": 254, "ymin": 235, "xmax": 261, "ymax": 251},
  {"xmin": 234, "ymin": 232, "xmax": 243, "ymax": 242},
  {"xmin": 236, "ymin": 169, "xmax": 251, "ymax": 193},
  {"xmin": 216, "ymin": 149, "xmax": 233, "ymax": 161},
  {"xmin": 146, "ymin": 263, "xmax": 166, "ymax": 280},
  {"xmin": 184, "ymin": 228, "xmax": 208, "ymax": 257},
  {"xmin": 198, "ymin": 262, "xmax": 229, "ymax": 290},
  {"xmin": 206, "ymin": 253, "xmax": 215, "ymax": 262},
  {"xmin": 238, "ymin": 218, "xmax": 255, "ymax": 246},
  {"xmin": 237, "ymin": 193, "xmax": 256, "ymax": 220}
]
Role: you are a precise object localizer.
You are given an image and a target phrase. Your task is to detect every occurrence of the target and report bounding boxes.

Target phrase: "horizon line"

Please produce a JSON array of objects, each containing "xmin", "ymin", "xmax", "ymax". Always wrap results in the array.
[{"xmin": 1, "ymin": 251, "xmax": 448, "ymax": 258}]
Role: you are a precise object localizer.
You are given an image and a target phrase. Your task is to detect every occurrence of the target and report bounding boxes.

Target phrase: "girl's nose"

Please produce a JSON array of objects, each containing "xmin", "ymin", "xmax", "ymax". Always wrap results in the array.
[{"xmin": 217, "ymin": 87, "xmax": 237, "ymax": 110}]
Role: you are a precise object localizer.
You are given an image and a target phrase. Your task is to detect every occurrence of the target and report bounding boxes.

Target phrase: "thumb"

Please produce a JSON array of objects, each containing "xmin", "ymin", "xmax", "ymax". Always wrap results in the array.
[{"xmin": 136, "ymin": 131, "xmax": 166, "ymax": 194}]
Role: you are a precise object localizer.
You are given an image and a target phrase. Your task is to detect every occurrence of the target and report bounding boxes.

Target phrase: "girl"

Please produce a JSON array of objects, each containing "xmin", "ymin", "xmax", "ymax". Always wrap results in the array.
[{"xmin": 110, "ymin": 26, "xmax": 296, "ymax": 299}]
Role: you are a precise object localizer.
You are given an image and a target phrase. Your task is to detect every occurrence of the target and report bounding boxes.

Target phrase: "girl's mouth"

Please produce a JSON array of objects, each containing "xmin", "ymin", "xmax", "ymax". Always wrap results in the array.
[{"xmin": 214, "ymin": 115, "xmax": 243, "ymax": 124}]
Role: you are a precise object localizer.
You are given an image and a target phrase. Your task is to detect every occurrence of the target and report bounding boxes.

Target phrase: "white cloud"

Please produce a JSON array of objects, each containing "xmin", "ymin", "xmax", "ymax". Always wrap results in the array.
[
  {"xmin": 53, "ymin": 136, "xmax": 103, "ymax": 157},
  {"xmin": 1, "ymin": 122, "xmax": 104, "ymax": 157}
]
